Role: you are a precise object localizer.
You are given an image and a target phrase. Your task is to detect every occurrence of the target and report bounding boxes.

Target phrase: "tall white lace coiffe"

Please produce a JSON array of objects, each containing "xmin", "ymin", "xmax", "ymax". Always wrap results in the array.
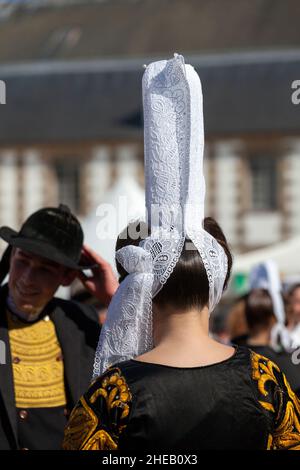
[{"xmin": 93, "ymin": 54, "xmax": 228, "ymax": 378}]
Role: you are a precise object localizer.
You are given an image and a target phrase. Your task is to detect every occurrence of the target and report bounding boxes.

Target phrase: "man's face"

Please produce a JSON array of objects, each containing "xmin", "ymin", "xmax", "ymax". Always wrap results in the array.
[
  {"xmin": 290, "ymin": 287, "xmax": 300, "ymax": 323},
  {"xmin": 9, "ymin": 248, "xmax": 75, "ymax": 315}
]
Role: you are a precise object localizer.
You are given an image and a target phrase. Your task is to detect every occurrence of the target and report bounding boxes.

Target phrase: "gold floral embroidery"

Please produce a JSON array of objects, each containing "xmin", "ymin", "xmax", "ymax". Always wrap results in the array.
[
  {"xmin": 63, "ymin": 367, "xmax": 132, "ymax": 450},
  {"xmin": 82, "ymin": 430, "xmax": 118, "ymax": 450},
  {"xmin": 63, "ymin": 397, "xmax": 98, "ymax": 450},
  {"xmin": 251, "ymin": 351, "xmax": 300, "ymax": 450},
  {"xmin": 266, "ymin": 434, "xmax": 273, "ymax": 449},
  {"xmin": 90, "ymin": 372, "xmax": 132, "ymax": 423}
]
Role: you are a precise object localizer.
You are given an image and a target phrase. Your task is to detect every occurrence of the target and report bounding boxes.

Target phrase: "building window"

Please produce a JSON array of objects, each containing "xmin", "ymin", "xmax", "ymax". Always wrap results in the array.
[
  {"xmin": 249, "ymin": 157, "xmax": 277, "ymax": 211},
  {"xmin": 54, "ymin": 159, "xmax": 81, "ymax": 214}
]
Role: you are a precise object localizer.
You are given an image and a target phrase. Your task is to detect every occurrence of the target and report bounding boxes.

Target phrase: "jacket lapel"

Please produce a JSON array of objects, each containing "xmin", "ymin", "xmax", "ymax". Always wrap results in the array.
[
  {"xmin": 51, "ymin": 304, "xmax": 81, "ymax": 408},
  {"xmin": 0, "ymin": 285, "xmax": 18, "ymax": 448}
]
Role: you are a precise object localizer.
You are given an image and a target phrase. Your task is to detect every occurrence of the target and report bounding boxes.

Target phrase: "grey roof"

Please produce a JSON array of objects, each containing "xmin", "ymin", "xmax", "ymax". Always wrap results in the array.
[
  {"xmin": 0, "ymin": 50, "xmax": 300, "ymax": 144},
  {"xmin": 0, "ymin": 0, "xmax": 300, "ymax": 62}
]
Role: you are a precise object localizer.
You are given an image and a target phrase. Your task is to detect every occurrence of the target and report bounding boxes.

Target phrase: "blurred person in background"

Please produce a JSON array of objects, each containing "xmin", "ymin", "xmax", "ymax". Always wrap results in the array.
[
  {"xmin": 209, "ymin": 308, "xmax": 231, "ymax": 344},
  {"xmin": 71, "ymin": 288, "xmax": 107, "ymax": 325},
  {"xmin": 226, "ymin": 295, "xmax": 249, "ymax": 346},
  {"xmin": 246, "ymin": 260, "xmax": 292, "ymax": 352},
  {"xmin": 287, "ymin": 284, "xmax": 300, "ymax": 347},
  {"xmin": 244, "ymin": 288, "xmax": 300, "ymax": 396}
]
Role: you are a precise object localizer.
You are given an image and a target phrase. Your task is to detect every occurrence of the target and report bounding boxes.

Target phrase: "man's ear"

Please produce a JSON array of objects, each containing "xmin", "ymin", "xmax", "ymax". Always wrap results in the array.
[
  {"xmin": 61, "ymin": 269, "xmax": 78, "ymax": 287},
  {"xmin": 10, "ymin": 246, "xmax": 16, "ymax": 260}
]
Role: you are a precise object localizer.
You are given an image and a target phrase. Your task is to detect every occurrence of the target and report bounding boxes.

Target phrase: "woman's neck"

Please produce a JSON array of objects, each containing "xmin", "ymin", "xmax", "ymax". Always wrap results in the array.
[
  {"xmin": 135, "ymin": 304, "xmax": 235, "ymax": 368},
  {"xmin": 153, "ymin": 304, "xmax": 210, "ymax": 347}
]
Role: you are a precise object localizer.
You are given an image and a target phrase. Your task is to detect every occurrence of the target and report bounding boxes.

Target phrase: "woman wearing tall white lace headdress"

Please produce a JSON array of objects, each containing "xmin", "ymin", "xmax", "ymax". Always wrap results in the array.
[
  {"xmin": 247, "ymin": 260, "xmax": 291, "ymax": 351},
  {"xmin": 63, "ymin": 55, "xmax": 300, "ymax": 451}
]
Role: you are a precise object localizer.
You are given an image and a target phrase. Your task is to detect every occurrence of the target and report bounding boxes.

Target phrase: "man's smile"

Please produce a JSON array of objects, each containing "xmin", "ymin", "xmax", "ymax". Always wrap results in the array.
[{"xmin": 15, "ymin": 283, "xmax": 40, "ymax": 297}]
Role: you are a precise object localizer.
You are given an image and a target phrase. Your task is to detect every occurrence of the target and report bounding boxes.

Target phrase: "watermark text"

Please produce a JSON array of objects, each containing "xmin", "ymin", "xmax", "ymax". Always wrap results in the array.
[
  {"xmin": 291, "ymin": 80, "xmax": 300, "ymax": 105},
  {"xmin": 0, "ymin": 80, "xmax": 6, "ymax": 104}
]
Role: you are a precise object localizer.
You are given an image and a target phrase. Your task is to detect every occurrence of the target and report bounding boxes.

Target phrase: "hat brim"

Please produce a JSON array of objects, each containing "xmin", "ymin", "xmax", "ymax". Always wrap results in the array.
[{"xmin": 0, "ymin": 226, "xmax": 96, "ymax": 271}]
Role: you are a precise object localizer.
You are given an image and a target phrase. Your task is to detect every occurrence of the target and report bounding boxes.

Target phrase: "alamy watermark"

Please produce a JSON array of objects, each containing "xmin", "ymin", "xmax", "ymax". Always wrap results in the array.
[
  {"xmin": 292, "ymin": 348, "xmax": 300, "ymax": 365},
  {"xmin": 0, "ymin": 340, "xmax": 6, "ymax": 365},
  {"xmin": 0, "ymin": 80, "xmax": 6, "ymax": 104},
  {"xmin": 94, "ymin": 197, "xmax": 203, "ymax": 248},
  {"xmin": 291, "ymin": 80, "xmax": 300, "ymax": 105}
]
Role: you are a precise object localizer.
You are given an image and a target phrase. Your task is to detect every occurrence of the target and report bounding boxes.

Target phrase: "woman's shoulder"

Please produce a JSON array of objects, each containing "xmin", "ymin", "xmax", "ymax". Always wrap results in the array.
[{"xmin": 63, "ymin": 366, "xmax": 133, "ymax": 450}]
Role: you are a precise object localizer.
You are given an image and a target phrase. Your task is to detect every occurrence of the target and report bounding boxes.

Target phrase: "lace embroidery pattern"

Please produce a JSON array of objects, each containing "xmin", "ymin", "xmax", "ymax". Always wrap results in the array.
[
  {"xmin": 190, "ymin": 229, "xmax": 228, "ymax": 310},
  {"xmin": 93, "ymin": 55, "xmax": 228, "ymax": 378},
  {"xmin": 93, "ymin": 229, "xmax": 185, "ymax": 377}
]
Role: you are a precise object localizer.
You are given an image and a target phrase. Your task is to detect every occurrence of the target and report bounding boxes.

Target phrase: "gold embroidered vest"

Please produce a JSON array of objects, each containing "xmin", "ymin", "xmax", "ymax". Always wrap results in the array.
[{"xmin": 7, "ymin": 311, "xmax": 67, "ymax": 408}]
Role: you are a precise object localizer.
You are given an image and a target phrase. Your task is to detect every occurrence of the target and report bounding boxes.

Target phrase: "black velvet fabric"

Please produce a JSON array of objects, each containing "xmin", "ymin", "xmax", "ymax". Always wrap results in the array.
[
  {"xmin": 115, "ymin": 347, "xmax": 270, "ymax": 450},
  {"xmin": 17, "ymin": 407, "xmax": 68, "ymax": 450},
  {"xmin": 65, "ymin": 343, "xmax": 300, "ymax": 450}
]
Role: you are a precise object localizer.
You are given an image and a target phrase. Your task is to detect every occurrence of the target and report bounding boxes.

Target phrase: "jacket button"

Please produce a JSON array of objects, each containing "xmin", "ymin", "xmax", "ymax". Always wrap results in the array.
[
  {"xmin": 12, "ymin": 357, "xmax": 21, "ymax": 364},
  {"xmin": 56, "ymin": 353, "xmax": 63, "ymax": 361},
  {"xmin": 19, "ymin": 410, "xmax": 28, "ymax": 420}
]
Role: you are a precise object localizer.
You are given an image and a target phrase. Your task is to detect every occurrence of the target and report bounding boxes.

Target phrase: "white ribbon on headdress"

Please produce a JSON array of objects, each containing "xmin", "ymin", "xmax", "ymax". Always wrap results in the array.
[
  {"xmin": 93, "ymin": 55, "xmax": 228, "ymax": 378},
  {"xmin": 249, "ymin": 260, "xmax": 292, "ymax": 351}
]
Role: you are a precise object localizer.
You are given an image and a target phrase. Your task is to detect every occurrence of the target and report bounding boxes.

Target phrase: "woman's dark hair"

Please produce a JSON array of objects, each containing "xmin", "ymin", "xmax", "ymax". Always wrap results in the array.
[
  {"xmin": 244, "ymin": 289, "xmax": 276, "ymax": 332},
  {"xmin": 115, "ymin": 217, "xmax": 232, "ymax": 311}
]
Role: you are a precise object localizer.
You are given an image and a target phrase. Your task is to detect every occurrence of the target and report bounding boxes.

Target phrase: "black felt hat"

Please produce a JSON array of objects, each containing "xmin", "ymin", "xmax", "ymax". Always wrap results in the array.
[{"xmin": 0, "ymin": 204, "xmax": 94, "ymax": 271}]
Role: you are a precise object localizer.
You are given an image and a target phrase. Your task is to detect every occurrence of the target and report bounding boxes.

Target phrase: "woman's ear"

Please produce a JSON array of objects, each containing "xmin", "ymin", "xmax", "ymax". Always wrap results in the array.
[{"xmin": 61, "ymin": 269, "xmax": 78, "ymax": 287}]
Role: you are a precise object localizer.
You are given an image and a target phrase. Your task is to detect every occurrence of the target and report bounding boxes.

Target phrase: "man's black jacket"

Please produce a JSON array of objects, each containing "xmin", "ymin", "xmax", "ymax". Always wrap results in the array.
[{"xmin": 0, "ymin": 284, "xmax": 101, "ymax": 450}]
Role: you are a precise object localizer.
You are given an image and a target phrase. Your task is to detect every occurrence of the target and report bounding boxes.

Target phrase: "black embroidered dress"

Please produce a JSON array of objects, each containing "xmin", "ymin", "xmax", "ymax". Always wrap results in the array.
[{"xmin": 63, "ymin": 346, "xmax": 300, "ymax": 450}]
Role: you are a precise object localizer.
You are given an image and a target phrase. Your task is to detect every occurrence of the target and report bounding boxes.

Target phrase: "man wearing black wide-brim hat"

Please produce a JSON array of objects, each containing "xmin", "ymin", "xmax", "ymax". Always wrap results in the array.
[{"xmin": 0, "ymin": 204, "xmax": 118, "ymax": 450}]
